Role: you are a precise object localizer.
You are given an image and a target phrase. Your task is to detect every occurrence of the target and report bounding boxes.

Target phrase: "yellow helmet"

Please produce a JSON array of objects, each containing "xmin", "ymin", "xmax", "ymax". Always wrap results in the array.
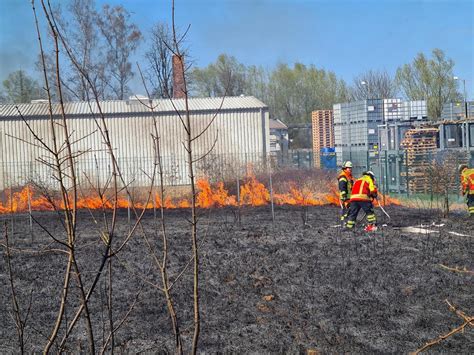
[{"xmin": 459, "ymin": 164, "xmax": 468, "ymax": 173}]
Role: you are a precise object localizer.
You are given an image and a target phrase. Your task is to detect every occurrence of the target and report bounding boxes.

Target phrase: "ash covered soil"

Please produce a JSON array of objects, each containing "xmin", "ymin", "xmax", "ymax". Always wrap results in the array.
[{"xmin": 0, "ymin": 205, "xmax": 473, "ymax": 353}]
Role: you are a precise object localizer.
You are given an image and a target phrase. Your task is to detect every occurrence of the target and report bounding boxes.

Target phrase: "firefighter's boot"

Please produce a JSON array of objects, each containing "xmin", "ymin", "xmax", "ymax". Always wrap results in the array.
[{"xmin": 364, "ymin": 224, "xmax": 378, "ymax": 232}]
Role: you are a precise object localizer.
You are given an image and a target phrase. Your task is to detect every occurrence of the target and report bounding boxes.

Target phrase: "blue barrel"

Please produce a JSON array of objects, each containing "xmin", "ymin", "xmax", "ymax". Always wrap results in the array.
[{"xmin": 320, "ymin": 147, "xmax": 337, "ymax": 170}]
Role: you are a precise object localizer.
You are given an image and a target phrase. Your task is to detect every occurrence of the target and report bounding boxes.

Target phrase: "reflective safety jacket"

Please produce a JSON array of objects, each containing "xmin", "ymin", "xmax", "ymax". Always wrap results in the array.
[
  {"xmin": 461, "ymin": 168, "xmax": 474, "ymax": 195},
  {"xmin": 337, "ymin": 169, "xmax": 354, "ymax": 200},
  {"xmin": 350, "ymin": 175, "xmax": 378, "ymax": 202}
]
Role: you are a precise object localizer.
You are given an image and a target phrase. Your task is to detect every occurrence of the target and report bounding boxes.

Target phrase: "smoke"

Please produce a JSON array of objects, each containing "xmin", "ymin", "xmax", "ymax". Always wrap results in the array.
[
  {"xmin": 0, "ymin": 1, "xmax": 40, "ymax": 82},
  {"xmin": 191, "ymin": 0, "xmax": 315, "ymax": 68}
]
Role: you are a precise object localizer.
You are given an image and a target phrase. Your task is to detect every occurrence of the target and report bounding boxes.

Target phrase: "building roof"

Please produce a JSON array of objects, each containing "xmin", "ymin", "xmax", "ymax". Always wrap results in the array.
[
  {"xmin": 0, "ymin": 96, "xmax": 268, "ymax": 118},
  {"xmin": 269, "ymin": 118, "xmax": 288, "ymax": 130}
]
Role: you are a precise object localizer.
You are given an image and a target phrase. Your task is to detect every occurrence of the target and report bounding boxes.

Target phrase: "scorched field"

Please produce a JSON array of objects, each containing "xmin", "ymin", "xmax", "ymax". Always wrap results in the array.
[{"xmin": 0, "ymin": 205, "xmax": 473, "ymax": 353}]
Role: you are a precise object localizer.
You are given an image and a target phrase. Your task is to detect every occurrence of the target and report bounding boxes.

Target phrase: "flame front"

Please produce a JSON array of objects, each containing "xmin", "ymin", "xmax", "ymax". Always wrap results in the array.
[{"xmin": 0, "ymin": 176, "xmax": 400, "ymax": 214}]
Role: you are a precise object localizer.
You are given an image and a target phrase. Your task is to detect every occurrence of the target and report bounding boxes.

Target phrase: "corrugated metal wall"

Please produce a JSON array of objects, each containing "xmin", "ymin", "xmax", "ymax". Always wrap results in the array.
[{"xmin": 0, "ymin": 98, "xmax": 270, "ymax": 189}]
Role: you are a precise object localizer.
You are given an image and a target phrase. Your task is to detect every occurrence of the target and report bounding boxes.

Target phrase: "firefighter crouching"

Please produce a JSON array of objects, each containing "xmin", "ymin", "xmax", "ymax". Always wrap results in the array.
[
  {"xmin": 346, "ymin": 171, "xmax": 378, "ymax": 232},
  {"xmin": 338, "ymin": 161, "xmax": 354, "ymax": 222},
  {"xmin": 459, "ymin": 164, "xmax": 474, "ymax": 217}
]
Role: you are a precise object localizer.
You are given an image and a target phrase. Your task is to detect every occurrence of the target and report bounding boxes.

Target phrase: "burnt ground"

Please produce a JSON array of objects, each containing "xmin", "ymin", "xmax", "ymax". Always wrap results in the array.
[{"xmin": 0, "ymin": 205, "xmax": 473, "ymax": 353}]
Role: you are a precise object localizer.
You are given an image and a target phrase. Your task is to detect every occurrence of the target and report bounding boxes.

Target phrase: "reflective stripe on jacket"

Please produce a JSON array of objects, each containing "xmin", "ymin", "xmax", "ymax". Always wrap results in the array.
[
  {"xmin": 338, "ymin": 170, "xmax": 353, "ymax": 199},
  {"xmin": 350, "ymin": 175, "xmax": 377, "ymax": 202},
  {"xmin": 461, "ymin": 168, "xmax": 474, "ymax": 194}
]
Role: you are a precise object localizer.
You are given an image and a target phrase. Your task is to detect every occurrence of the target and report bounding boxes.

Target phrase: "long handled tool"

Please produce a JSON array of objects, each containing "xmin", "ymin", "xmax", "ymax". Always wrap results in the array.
[{"xmin": 375, "ymin": 198, "xmax": 391, "ymax": 219}]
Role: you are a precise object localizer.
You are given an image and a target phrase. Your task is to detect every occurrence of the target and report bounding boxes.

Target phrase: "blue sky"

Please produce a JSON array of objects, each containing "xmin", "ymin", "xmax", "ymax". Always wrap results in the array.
[{"xmin": 1, "ymin": 0, "xmax": 473, "ymax": 99}]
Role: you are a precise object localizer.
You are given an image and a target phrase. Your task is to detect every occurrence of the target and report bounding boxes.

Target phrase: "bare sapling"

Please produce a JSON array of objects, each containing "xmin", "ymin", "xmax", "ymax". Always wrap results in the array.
[
  {"xmin": 136, "ymin": 63, "xmax": 183, "ymax": 353},
  {"xmin": 22, "ymin": 1, "xmax": 143, "ymax": 352},
  {"xmin": 2, "ymin": 222, "xmax": 33, "ymax": 354},
  {"xmin": 163, "ymin": 1, "xmax": 228, "ymax": 351},
  {"xmin": 29, "ymin": 1, "xmax": 97, "ymax": 352}
]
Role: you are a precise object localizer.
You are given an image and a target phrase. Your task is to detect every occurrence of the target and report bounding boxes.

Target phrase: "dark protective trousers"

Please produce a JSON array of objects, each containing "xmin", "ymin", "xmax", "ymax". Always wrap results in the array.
[
  {"xmin": 467, "ymin": 194, "xmax": 474, "ymax": 216},
  {"xmin": 345, "ymin": 201, "xmax": 376, "ymax": 229},
  {"xmin": 340, "ymin": 201, "xmax": 350, "ymax": 222}
]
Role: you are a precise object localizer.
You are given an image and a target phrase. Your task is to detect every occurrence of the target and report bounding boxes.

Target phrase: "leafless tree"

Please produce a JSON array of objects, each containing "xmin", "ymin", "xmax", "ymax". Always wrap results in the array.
[
  {"xmin": 350, "ymin": 70, "xmax": 398, "ymax": 100},
  {"xmin": 53, "ymin": 0, "xmax": 109, "ymax": 100},
  {"xmin": 145, "ymin": 22, "xmax": 174, "ymax": 98},
  {"xmin": 8, "ymin": 1, "xmax": 149, "ymax": 352},
  {"xmin": 31, "ymin": 1, "xmax": 101, "ymax": 352},
  {"xmin": 96, "ymin": 4, "xmax": 142, "ymax": 99},
  {"xmin": 163, "ymin": 2, "xmax": 228, "ymax": 351},
  {"xmin": 426, "ymin": 150, "xmax": 468, "ymax": 216},
  {"xmin": 5, "ymin": 0, "xmax": 221, "ymax": 352},
  {"xmin": 35, "ymin": 52, "xmax": 76, "ymax": 102}
]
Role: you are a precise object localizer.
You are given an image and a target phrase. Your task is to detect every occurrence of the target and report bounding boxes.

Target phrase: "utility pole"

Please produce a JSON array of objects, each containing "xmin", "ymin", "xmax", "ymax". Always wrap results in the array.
[{"xmin": 454, "ymin": 76, "xmax": 468, "ymax": 119}]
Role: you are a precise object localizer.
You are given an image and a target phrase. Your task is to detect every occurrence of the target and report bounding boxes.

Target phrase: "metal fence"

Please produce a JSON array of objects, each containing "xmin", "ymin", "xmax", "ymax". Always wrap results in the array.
[
  {"xmin": 354, "ymin": 149, "xmax": 473, "ymax": 196},
  {"xmin": 276, "ymin": 147, "xmax": 473, "ymax": 198},
  {"xmin": 0, "ymin": 152, "xmax": 272, "ymax": 190},
  {"xmin": 1, "ymin": 148, "xmax": 472, "ymax": 205}
]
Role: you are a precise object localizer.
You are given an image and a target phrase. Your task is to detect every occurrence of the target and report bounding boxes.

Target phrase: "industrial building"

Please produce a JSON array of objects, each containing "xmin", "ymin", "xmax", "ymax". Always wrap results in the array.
[
  {"xmin": 0, "ymin": 96, "xmax": 270, "ymax": 189},
  {"xmin": 333, "ymin": 99, "xmax": 427, "ymax": 176},
  {"xmin": 269, "ymin": 118, "xmax": 289, "ymax": 155},
  {"xmin": 311, "ymin": 110, "xmax": 335, "ymax": 168}
]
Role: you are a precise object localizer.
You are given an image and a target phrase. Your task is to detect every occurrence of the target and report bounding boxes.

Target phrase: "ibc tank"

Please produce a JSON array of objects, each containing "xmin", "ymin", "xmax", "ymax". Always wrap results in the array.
[{"xmin": 320, "ymin": 147, "xmax": 337, "ymax": 170}]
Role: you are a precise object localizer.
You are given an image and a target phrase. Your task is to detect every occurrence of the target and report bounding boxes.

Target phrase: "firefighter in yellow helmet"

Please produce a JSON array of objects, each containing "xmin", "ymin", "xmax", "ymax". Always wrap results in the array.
[
  {"xmin": 338, "ymin": 161, "xmax": 354, "ymax": 223},
  {"xmin": 459, "ymin": 164, "xmax": 474, "ymax": 217},
  {"xmin": 346, "ymin": 171, "xmax": 378, "ymax": 232}
]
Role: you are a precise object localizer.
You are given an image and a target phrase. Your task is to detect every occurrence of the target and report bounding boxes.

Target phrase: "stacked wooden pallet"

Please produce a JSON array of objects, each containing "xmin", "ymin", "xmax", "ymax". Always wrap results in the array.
[
  {"xmin": 311, "ymin": 110, "xmax": 334, "ymax": 168},
  {"xmin": 400, "ymin": 128, "xmax": 439, "ymax": 193}
]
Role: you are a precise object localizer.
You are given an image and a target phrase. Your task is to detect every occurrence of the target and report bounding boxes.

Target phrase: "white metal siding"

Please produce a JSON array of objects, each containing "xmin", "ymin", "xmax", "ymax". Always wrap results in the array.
[{"xmin": 0, "ymin": 97, "xmax": 269, "ymax": 189}]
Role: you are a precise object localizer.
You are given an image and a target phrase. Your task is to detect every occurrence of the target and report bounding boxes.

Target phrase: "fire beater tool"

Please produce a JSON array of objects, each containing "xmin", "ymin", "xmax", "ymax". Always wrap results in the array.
[{"xmin": 375, "ymin": 198, "xmax": 391, "ymax": 220}]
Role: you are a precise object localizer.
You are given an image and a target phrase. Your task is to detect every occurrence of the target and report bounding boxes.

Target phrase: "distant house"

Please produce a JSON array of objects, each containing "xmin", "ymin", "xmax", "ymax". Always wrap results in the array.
[{"xmin": 269, "ymin": 118, "xmax": 288, "ymax": 155}]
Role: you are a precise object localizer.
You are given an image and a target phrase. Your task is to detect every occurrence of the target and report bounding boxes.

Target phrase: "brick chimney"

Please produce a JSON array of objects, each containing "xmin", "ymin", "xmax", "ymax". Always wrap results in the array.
[{"xmin": 172, "ymin": 54, "xmax": 186, "ymax": 99}]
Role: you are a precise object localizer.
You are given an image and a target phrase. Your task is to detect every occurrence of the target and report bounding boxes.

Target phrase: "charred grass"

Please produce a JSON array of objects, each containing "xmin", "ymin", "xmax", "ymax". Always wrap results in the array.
[{"xmin": 0, "ymin": 205, "xmax": 473, "ymax": 353}]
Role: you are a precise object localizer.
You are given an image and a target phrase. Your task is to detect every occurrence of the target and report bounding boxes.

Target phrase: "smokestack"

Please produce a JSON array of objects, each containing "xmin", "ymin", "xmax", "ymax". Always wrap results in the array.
[{"xmin": 172, "ymin": 55, "xmax": 186, "ymax": 99}]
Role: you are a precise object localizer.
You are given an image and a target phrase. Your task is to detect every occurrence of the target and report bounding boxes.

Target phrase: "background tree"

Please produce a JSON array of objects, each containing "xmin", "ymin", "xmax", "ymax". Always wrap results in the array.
[
  {"xmin": 244, "ymin": 65, "xmax": 270, "ymax": 104},
  {"xmin": 0, "ymin": 90, "xmax": 8, "ymax": 103},
  {"xmin": 58, "ymin": 0, "xmax": 108, "ymax": 100},
  {"xmin": 190, "ymin": 57, "xmax": 349, "ymax": 148},
  {"xmin": 35, "ymin": 52, "xmax": 75, "ymax": 102},
  {"xmin": 96, "ymin": 4, "xmax": 142, "ymax": 100},
  {"xmin": 145, "ymin": 22, "xmax": 174, "ymax": 98},
  {"xmin": 2, "ymin": 70, "xmax": 43, "ymax": 104},
  {"xmin": 190, "ymin": 54, "xmax": 246, "ymax": 97},
  {"xmin": 266, "ymin": 63, "xmax": 348, "ymax": 123},
  {"xmin": 396, "ymin": 48, "xmax": 460, "ymax": 119},
  {"xmin": 266, "ymin": 63, "xmax": 348, "ymax": 147},
  {"xmin": 350, "ymin": 70, "xmax": 397, "ymax": 100}
]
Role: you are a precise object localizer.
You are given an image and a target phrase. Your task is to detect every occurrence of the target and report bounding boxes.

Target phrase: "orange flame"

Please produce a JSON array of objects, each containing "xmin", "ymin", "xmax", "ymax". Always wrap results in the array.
[
  {"xmin": 0, "ymin": 177, "xmax": 400, "ymax": 214},
  {"xmin": 240, "ymin": 175, "xmax": 270, "ymax": 206},
  {"xmin": 196, "ymin": 179, "xmax": 237, "ymax": 208}
]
